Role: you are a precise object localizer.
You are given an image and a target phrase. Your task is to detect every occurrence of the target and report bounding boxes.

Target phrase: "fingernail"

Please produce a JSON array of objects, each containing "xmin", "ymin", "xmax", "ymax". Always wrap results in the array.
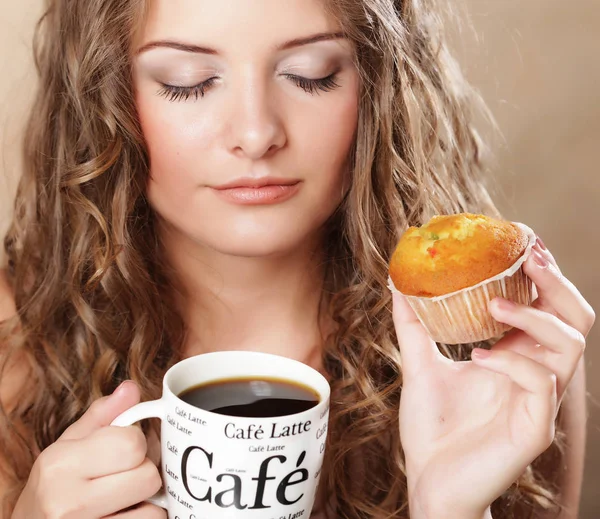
[
  {"xmin": 533, "ymin": 249, "xmax": 549, "ymax": 268},
  {"xmin": 492, "ymin": 298, "xmax": 515, "ymax": 312},
  {"xmin": 536, "ymin": 236, "xmax": 547, "ymax": 250},
  {"xmin": 472, "ymin": 348, "xmax": 492, "ymax": 360}
]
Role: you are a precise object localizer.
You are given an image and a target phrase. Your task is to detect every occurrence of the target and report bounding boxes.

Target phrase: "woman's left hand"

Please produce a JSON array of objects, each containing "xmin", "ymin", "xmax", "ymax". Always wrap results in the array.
[{"xmin": 394, "ymin": 239, "xmax": 595, "ymax": 519}]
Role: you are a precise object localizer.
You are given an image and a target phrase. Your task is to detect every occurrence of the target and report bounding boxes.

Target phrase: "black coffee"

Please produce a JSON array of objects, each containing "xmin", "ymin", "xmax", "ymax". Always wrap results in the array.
[{"xmin": 178, "ymin": 377, "xmax": 320, "ymax": 418}]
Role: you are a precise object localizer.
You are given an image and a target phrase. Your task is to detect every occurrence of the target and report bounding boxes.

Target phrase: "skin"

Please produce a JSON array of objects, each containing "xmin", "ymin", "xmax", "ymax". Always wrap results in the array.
[
  {"xmin": 1, "ymin": 0, "xmax": 593, "ymax": 518},
  {"xmin": 133, "ymin": 0, "xmax": 359, "ymax": 365},
  {"xmin": 394, "ymin": 243, "xmax": 593, "ymax": 518}
]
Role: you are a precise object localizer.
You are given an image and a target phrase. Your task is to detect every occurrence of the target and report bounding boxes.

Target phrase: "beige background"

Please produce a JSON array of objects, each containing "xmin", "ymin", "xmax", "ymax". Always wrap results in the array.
[{"xmin": 1, "ymin": 0, "xmax": 598, "ymax": 516}]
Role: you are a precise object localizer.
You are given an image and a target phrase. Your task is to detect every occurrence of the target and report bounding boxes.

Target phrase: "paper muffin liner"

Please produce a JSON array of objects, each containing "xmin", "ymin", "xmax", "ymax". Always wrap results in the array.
[{"xmin": 388, "ymin": 222, "xmax": 536, "ymax": 344}]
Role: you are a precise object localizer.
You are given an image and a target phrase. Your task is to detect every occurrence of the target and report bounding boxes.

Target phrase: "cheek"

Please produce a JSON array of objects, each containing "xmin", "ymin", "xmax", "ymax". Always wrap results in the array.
[
  {"xmin": 135, "ymin": 91, "xmax": 219, "ymax": 205},
  {"xmin": 300, "ymin": 89, "xmax": 359, "ymax": 199}
]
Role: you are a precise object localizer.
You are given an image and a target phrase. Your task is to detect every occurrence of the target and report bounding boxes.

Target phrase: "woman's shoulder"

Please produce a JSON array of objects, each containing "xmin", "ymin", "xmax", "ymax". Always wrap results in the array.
[{"xmin": 0, "ymin": 269, "xmax": 29, "ymax": 414}]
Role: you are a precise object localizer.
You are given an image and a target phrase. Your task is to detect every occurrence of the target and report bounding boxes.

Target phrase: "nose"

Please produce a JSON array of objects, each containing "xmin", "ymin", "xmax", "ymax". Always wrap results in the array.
[{"xmin": 225, "ymin": 71, "xmax": 287, "ymax": 160}]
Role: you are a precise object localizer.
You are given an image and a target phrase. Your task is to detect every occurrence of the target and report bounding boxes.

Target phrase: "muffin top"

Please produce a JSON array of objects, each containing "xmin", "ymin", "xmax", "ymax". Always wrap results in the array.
[{"xmin": 388, "ymin": 213, "xmax": 529, "ymax": 297}]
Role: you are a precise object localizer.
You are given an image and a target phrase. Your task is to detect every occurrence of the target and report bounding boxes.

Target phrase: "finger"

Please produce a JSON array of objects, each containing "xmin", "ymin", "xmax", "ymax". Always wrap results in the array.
[
  {"xmin": 532, "ymin": 295, "xmax": 554, "ymax": 316},
  {"xmin": 492, "ymin": 329, "xmax": 572, "ymax": 399},
  {"xmin": 534, "ymin": 237, "xmax": 560, "ymax": 271},
  {"xmin": 103, "ymin": 502, "xmax": 167, "ymax": 519},
  {"xmin": 534, "ymin": 236, "xmax": 560, "ymax": 270},
  {"xmin": 67, "ymin": 425, "xmax": 148, "ymax": 479},
  {"xmin": 490, "ymin": 298, "xmax": 586, "ymax": 357},
  {"xmin": 391, "ymin": 291, "xmax": 448, "ymax": 378},
  {"xmin": 471, "ymin": 348, "xmax": 557, "ymax": 432},
  {"xmin": 472, "ymin": 348, "xmax": 557, "ymax": 395},
  {"xmin": 524, "ymin": 245, "xmax": 595, "ymax": 336},
  {"xmin": 492, "ymin": 327, "xmax": 541, "ymax": 356},
  {"xmin": 490, "ymin": 297, "xmax": 584, "ymax": 400},
  {"xmin": 86, "ymin": 458, "xmax": 163, "ymax": 517},
  {"xmin": 59, "ymin": 381, "xmax": 141, "ymax": 441},
  {"xmin": 530, "ymin": 239, "xmax": 560, "ymax": 315}
]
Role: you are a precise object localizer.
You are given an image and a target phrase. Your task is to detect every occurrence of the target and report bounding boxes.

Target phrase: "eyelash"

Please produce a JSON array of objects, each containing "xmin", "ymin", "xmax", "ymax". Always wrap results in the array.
[{"xmin": 157, "ymin": 72, "xmax": 341, "ymax": 102}]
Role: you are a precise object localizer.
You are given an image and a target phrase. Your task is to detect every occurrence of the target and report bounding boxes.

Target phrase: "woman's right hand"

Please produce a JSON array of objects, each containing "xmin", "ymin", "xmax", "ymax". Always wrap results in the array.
[{"xmin": 11, "ymin": 381, "xmax": 166, "ymax": 519}]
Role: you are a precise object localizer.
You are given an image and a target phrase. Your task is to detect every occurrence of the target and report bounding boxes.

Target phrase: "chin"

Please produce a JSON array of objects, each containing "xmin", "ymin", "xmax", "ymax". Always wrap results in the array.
[
  {"xmin": 202, "ymin": 230, "xmax": 312, "ymax": 259},
  {"xmin": 155, "ymin": 199, "xmax": 332, "ymax": 259}
]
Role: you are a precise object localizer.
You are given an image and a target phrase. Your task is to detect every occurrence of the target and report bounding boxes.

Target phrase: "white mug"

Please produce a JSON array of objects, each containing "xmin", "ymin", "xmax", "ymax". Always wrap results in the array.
[{"xmin": 111, "ymin": 351, "xmax": 331, "ymax": 519}]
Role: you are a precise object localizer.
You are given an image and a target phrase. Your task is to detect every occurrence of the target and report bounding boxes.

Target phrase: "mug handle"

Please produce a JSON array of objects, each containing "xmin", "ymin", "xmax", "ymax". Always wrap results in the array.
[{"xmin": 110, "ymin": 400, "xmax": 169, "ymax": 509}]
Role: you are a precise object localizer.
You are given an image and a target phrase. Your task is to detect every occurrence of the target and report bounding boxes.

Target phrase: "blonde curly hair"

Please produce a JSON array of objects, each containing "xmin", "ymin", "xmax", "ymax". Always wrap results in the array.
[{"xmin": 1, "ymin": 0, "xmax": 563, "ymax": 516}]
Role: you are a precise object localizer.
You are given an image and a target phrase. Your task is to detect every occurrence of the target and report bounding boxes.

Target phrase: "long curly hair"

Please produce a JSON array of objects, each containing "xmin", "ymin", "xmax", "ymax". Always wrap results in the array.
[{"xmin": 0, "ymin": 0, "xmax": 564, "ymax": 517}]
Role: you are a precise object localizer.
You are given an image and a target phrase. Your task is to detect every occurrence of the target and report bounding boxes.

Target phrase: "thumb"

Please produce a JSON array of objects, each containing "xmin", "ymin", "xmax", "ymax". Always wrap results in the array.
[
  {"xmin": 392, "ymin": 291, "xmax": 445, "ymax": 379},
  {"xmin": 59, "ymin": 381, "xmax": 141, "ymax": 441}
]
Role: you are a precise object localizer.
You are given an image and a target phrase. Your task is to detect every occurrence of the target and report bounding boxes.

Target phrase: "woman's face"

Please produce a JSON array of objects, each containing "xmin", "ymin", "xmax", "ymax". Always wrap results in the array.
[{"xmin": 132, "ymin": 0, "xmax": 360, "ymax": 257}]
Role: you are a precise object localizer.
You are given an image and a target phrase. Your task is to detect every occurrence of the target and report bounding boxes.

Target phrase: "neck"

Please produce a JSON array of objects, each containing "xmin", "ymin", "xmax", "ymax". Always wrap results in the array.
[{"xmin": 160, "ymin": 222, "xmax": 331, "ymax": 371}]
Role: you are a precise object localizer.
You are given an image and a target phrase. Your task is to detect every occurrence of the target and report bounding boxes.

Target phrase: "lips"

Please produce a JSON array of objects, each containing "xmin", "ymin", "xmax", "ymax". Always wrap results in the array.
[
  {"xmin": 211, "ymin": 177, "xmax": 302, "ymax": 205},
  {"xmin": 213, "ymin": 177, "xmax": 301, "ymax": 190}
]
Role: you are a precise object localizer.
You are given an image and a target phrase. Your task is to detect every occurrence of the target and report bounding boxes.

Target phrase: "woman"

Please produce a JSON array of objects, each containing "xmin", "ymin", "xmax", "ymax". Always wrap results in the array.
[{"xmin": 0, "ymin": 0, "xmax": 594, "ymax": 517}]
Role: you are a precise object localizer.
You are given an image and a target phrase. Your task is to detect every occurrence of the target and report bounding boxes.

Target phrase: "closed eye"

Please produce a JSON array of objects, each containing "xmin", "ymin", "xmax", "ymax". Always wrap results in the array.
[{"xmin": 157, "ymin": 71, "xmax": 341, "ymax": 102}]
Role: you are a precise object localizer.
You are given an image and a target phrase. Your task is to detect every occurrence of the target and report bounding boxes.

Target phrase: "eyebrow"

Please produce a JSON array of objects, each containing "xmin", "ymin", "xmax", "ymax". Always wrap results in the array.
[{"xmin": 135, "ymin": 31, "xmax": 347, "ymax": 56}]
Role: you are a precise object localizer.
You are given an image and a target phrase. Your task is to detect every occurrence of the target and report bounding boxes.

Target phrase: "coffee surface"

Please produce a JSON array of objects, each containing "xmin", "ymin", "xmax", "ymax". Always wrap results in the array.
[{"xmin": 178, "ymin": 377, "xmax": 320, "ymax": 418}]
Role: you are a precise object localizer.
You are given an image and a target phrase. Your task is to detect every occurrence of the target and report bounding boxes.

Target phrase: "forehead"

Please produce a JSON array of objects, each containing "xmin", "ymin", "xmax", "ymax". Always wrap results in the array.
[{"xmin": 137, "ymin": 0, "xmax": 340, "ymax": 53}]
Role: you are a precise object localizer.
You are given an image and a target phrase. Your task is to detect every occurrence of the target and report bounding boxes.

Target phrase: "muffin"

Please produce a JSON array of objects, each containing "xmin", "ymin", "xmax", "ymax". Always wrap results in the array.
[{"xmin": 388, "ymin": 213, "xmax": 536, "ymax": 344}]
